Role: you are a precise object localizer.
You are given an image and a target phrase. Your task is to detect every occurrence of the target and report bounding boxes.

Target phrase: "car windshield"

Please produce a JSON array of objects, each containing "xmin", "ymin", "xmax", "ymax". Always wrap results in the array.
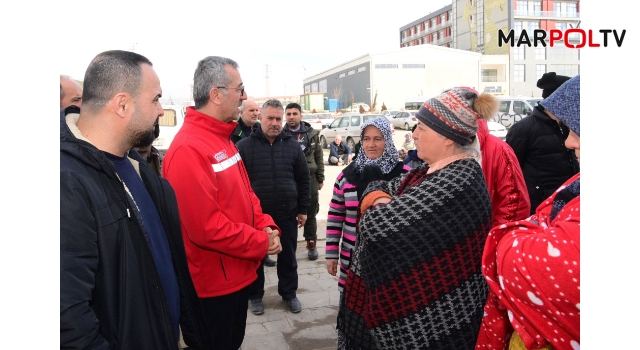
[
  {"xmin": 317, "ymin": 115, "xmax": 332, "ymax": 119},
  {"xmin": 527, "ymin": 99, "xmax": 542, "ymax": 107}
]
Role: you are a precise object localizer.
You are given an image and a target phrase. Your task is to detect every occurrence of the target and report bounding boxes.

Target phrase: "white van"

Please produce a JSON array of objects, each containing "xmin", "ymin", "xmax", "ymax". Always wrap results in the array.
[
  {"xmin": 152, "ymin": 104, "xmax": 187, "ymax": 154},
  {"xmin": 493, "ymin": 96, "xmax": 542, "ymax": 129}
]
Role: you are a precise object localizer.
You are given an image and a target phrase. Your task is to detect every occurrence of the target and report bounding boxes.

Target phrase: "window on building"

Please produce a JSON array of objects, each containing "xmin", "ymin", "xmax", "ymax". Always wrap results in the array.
[
  {"xmin": 527, "ymin": 21, "xmax": 539, "ymax": 34},
  {"xmin": 514, "ymin": 21, "xmax": 523, "ymax": 33},
  {"xmin": 514, "ymin": 46, "xmax": 525, "ymax": 60},
  {"xmin": 374, "ymin": 64, "xmax": 399, "ymax": 69},
  {"xmin": 517, "ymin": 0, "xmax": 528, "ymax": 15},
  {"xmin": 338, "ymin": 73, "xmax": 345, "ymax": 78},
  {"xmin": 482, "ymin": 69, "xmax": 498, "ymax": 82},
  {"xmin": 566, "ymin": 3, "xmax": 577, "ymax": 17},
  {"xmin": 357, "ymin": 66, "xmax": 366, "ymax": 72},
  {"xmin": 548, "ymin": 45, "xmax": 579, "ymax": 60},
  {"xmin": 532, "ymin": 1, "xmax": 541, "ymax": 16},
  {"xmin": 347, "ymin": 70, "xmax": 355, "ymax": 75},
  {"xmin": 440, "ymin": 14, "xmax": 445, "ymax": 24},
  {"xmin": 555, "ymin": 2, "xmax": 562, "ymax": 16},
  {"xmin": 535, "ymin": 47, "xmax": 546, "ymax": 60},
  {"xmin": 401, "ymin": 32, "xmax": 405, "ymax": 39},
  {"xmin": 304, "ymin": 85, "xmax": 310, "ymax": 93},
  {"xmin": 536, "ymin": 64, "xmax": 546, "ymax": 80},
  {"xmin": 514, "ymin": 64, "xmax": 525, "ymax": 82},
  {"xmin": 556, "ymin": 22, "xmax": 567, "ymax": 31},
  {"xmin": 549, "ymin": 64, "xmax": 579, "ymax": 77},
  {"xmin": 402, "ymin": 64, "xmax": 426, "ymax": 68},
  {"xmin": 319, "ymin": 80, "xmax": 327, "ymax": 93},
  {"xmin": 311, "ymin": 83, "xmax": 318, "ymax": 92}
]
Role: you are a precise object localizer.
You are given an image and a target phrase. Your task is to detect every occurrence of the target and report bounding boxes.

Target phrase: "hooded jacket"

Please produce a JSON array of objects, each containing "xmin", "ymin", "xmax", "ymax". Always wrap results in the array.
[
  {"xmin": 162, "ymin": 107, "xmax": 279, "ymax": 298},
  {"xmin": 505, "ymin": 105, "xmax": 579, "ymax": 213},
  {"xmin": 283, "ymin": 121, "xmax": 325, "ymax": 185},
  {"xmin": 477, "ymin": 119, "xmax": 531, "ymax": 225},
  {"xmin": 60, "ymin": 107, "xmax": 213, "ymax": 350},
  {"xmin": 235, "ymin": 127, "xmax": 310, "ymax": 217}
]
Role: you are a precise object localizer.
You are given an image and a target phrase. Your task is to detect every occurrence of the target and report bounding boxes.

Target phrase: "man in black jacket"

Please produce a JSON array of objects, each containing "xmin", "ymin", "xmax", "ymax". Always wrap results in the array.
[
  {"xmin": 231, "ymin": 99, "xmax": 277, "ymax": 268},
  {"xmin": 283, "ymin": 103, "xmax": 325, "ymax": 261},
  {"xmin": 236, "ymin": 99, "xmax": 310, "ymax": 315},
  {"xmin": 506, "ymin": 72, "xmax": 579, "ymax": 214},
  {"xmin": 60, "ymin": 50, "xmax": 213, "ymax": 350}
]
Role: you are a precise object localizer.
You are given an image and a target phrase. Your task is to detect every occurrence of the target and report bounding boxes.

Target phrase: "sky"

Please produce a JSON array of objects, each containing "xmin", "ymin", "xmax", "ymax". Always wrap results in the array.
[{"xmin": 58, "ymin": 0, "xmax": 451, "ymax": 102}]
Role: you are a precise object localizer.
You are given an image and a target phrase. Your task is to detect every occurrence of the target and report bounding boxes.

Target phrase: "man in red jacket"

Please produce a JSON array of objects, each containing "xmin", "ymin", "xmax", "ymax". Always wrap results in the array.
[{"xmin": 163, "ymin": 56, "xmax": 282, "ymax": 350}]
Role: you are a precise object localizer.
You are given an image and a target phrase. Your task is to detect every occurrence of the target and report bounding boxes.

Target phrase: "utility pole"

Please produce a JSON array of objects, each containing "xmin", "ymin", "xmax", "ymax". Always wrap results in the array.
[{"xmin": 265, "ymin": 64, "xmax": 271, "ymax": 97}]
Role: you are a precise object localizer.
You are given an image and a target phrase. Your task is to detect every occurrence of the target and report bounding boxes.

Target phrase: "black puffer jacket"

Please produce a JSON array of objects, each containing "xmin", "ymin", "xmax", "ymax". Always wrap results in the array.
[
  {"xmin": 60, "ymin": 107, "xmax": 213, "ymax": 350},
  {"xmin": 236, "ymin": 127, "xmax": 310, "ymax": 217},
  {"xmin": 506, "ymin": 105, "xmax": 579, "ymax": 213}
]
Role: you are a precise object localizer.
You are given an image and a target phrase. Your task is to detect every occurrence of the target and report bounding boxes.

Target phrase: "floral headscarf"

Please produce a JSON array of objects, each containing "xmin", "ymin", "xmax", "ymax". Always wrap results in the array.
[{"xmin": 353, "ymin": 117, "xmax": 399, "ymax": 175}]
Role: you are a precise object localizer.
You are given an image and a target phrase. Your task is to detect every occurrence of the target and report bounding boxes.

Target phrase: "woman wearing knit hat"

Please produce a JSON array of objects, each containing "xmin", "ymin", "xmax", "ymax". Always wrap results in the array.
[
  {"xmin": 337, "ymin": 87, "xmax": 497, "ymax": 349},
  {"xmin": 477, "ymin": 75, "xmax": 580, "ymax": 350},
  {"xmin": 505, "ymin": 72, "xmax": 579, "ymax": 214}
]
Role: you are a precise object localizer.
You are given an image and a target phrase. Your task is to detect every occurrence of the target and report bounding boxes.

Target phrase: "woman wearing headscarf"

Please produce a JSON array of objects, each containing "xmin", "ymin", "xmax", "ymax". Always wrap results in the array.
[
  {"xmin": 477, "ymin": 75, "xmax": 580, "ymax": 350},
  {"xmin": 338, "ymin": 87, "xmax": 498, "ymax": 350},
  {"xmin": 325, "ymin": 117, "xmax": 410, "ymax": 294}
]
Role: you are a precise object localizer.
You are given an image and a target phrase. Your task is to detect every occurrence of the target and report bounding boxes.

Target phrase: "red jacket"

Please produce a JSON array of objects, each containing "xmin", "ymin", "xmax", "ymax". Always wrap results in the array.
[
  {"xmin": 477, "ymin": 119, "xmax": 531, "ymax": 226},
  {"xmin": 163, "ymin": 107, "xmax": 279, "ymax": 298},
  {"xmin": 477, "ymin": 173, "xmax": 580, "ymax": 350}
]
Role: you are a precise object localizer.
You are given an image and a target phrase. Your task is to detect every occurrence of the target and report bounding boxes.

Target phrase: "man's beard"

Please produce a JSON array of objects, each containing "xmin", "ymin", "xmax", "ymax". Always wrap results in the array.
[{"xmin": 132, "ymin": 118, "xmax": 159, "ymax": 148}]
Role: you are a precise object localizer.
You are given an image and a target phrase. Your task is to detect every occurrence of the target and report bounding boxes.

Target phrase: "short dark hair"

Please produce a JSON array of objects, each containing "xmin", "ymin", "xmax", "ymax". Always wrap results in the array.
[
  {"xmin": 285, "ymin": 102, "xmax": 302, "ymax": 114},
  {"xmin": 82, "ymin": 50, "xmax": 153, "ymax": 113}
]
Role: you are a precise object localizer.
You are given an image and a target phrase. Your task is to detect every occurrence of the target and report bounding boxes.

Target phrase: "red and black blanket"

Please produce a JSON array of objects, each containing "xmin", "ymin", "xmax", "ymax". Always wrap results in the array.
[{"xmin": 338, "ymin": 158, "xmax": 493, "ymax": 350}]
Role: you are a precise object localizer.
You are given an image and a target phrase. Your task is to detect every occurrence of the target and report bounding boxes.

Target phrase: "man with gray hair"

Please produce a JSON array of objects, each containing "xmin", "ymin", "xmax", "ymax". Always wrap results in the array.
[
  {"xmin": 60, "ymin": 75, "xmax": 83, "ymax": 109},
  {"xmin": 236, "ymin": 99, "xmax": 310, "ymax": 315},
  {"xmin": 163, "ymin": 56, "xmax": 282, "ymax": 350},
  {"xmin": 60, "ymin": 50, "xmax": 213, "ymax": 349},
  {"xmin": 232, "ymin": 100, "xmax": 278, "ymax": 268}
]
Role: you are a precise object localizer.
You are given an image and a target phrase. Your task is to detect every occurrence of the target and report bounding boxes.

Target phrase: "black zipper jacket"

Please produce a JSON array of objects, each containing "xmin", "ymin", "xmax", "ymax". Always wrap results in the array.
[{"xmin": 60, "ymin": 106, "xmax": 213, "ymax": 350}]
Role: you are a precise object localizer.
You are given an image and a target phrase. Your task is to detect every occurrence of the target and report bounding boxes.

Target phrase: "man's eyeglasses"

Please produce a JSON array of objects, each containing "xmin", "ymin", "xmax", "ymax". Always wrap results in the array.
[{"xmin": 217, "ymin": 86, "xmax": 245, "ymax": 96}]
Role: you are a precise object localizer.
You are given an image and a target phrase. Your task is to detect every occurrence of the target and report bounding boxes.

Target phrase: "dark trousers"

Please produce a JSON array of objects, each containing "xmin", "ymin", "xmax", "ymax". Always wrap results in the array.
[
  {"xmin": 249, "ymin": 210, "xmax": 298, "ymax": 301},
  {"xmin": 303, "ymin": 177, "xmax": 319, "ymax": 241},
  {"xmin": 200, "ymin": 285, "xmax": 250, "ymax": 350}
]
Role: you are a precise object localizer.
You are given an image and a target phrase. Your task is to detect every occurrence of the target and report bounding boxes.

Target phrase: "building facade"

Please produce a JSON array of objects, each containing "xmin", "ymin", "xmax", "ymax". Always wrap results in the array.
[
  {"xmin": 303, "ymin": 45, "xmax": 482, "ymax": 111},
  {"xmin": 399, "ymin": 0, "xmax": 580, "ymax": 97}
]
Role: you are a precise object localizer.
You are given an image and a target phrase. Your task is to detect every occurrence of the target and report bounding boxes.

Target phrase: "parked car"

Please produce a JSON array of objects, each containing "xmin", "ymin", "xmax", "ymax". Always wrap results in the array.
[
  {"xmin": 487, "ymin": 121, "xmax": 507, "ymax": 140},
  {"xmin": 319, "ymin": 114, "xmax": 393, "ymax": 150},
  {"xmin": 493, "ymin": 96, "xmax": 540, "ymax": 129},
  {"xmin": 390, "ymin": 110, "xmax": 419, "ymax": 130},
  {"xmin": 315, "ymin": 113, "xmax": 335, "ymax": 129},
  {"xmin": 151, "ymin": 104, "xmax": 186, "ymax": 155},
  {"xmin": 301, "ymin": 114, "xmax": 325, "ymax": 130},
  {"xmin": 381, "ymin": 110, "xmax": 401, "ymax": 120}
]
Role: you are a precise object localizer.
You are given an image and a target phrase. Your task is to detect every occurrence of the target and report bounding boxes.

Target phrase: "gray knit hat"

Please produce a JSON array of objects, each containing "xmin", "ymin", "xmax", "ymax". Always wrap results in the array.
[
  {"xmin": 415, "ymin": 87, "xmax": 498, "ymax": 145},
  {"xmin": 540, "ymin": 75, "xmax": 580, "ymax": 136}
]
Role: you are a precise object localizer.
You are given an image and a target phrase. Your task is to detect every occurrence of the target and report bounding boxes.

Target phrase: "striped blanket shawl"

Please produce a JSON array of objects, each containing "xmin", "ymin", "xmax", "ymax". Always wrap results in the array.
[{"xmin": 338, "ymin": 158, "xmax": 492, "ymax": 350}]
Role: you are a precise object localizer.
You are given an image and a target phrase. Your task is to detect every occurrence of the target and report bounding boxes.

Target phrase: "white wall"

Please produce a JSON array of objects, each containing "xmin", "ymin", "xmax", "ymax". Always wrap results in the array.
[{"xmin": 370, "ymin": 45, "xmax": 481, "ymax": 110}]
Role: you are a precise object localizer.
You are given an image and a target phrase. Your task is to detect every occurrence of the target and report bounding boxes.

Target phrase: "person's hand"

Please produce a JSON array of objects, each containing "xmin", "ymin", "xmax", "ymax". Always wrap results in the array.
[
  {"xmin": 373, "ymin": 197, "xmax": 391, "ymax": 206},
  {"xmin": 318, "ymin": 182, "xmax": 324, "ymax": 190},
  {"xmin": 267, "ymin": 236, "xmax": 282, "ymax": 255},
  {"xmin": 326, "ymin": 259, "xmax": 338, "ymax": 276},
  {"xmin": 297, "ymin": 214, "xmax": 307, "ymax": 228},
  {"xmin": 264, "ymin": 227, "xmax": 279, "ymax": 239}
]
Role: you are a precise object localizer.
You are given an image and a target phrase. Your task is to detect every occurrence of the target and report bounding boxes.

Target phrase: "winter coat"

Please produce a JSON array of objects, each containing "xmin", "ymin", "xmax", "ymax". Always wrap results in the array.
[
  {"xmin": 478, "ymin": 173, "xmax": 580, "ymax": 350},
  {"xmin": 506, "ymin": 106, "xmax": 579, "ymax": 213},
  {"xmin": 325, "ymin": 162, "xmax": 409, "ymax": 292},
  {"xmin": 230, "ymin": 118, "xmax": 257, "ymax": 145},
  {"xmin": 477, "ymin": 119, "xmax": 531, "ymax": 225},
  {"xmin": 60, "ymin": 107, "xmax": 213, "ymax": 350},
  {"xmin": 163, "ymin": 107, "xmax": 278, "ymax": 298},
  {"xmin": 284, "ymin": 121, "xmax": 325, "ymax": 185},
  {"xmin": 329, "ymin": 140, "xmax": 351, "ymax": 162},
  {"xmin": 235, "ymin": 127, "xmax": 310, "ymax": 217}
]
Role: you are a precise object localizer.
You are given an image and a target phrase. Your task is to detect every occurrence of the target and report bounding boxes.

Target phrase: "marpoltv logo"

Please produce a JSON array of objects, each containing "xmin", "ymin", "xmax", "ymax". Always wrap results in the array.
[{"xmin": 498, "ymin": 22, "xmax": 626, "ymax": 48}]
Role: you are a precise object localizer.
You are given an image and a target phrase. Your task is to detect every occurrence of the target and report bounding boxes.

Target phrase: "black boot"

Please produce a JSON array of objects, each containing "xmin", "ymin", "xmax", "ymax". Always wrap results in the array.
[{"xmin": 263, "ymin": 255, "xmax": 277, "ymax": 267}]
